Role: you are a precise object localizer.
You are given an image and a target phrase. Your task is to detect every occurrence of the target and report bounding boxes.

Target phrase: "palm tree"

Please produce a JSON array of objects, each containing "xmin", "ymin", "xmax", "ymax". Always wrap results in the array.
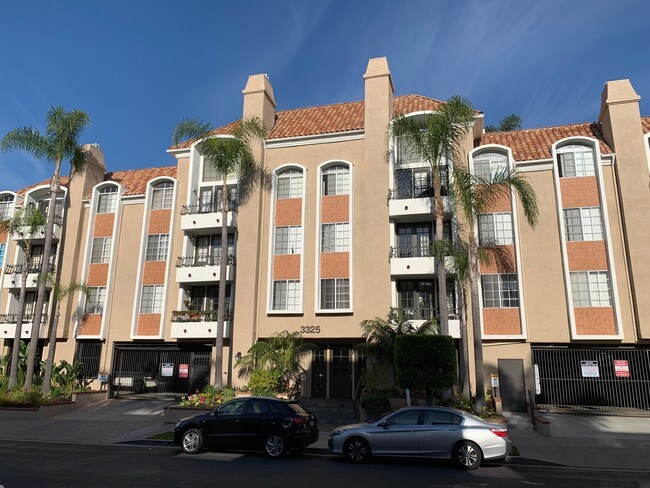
[
  {"xmin": 391, "ymin": 97, "xmax": 476, "ymax": 335},
  {"xmin": 40, "ymin": 272, "xmax": 88, "ymax": 394},
  {"xmin": 358, "ymin": 307, "xmax": 439, "ymax": 387},
  {"xmin": 1, "ymin": 107, "xmax": 90, "ymax": 388},
  {"xmin": 452, "ymin": 167, "xmax": 538, "ymax": 411},
  {"xmin": 485, "ymin": 114, "xmax": 522, "ymax": 133},
  {"xmin": 0, "ymin": 205, "xmax": 47, "ymax": 388},
  {"xmin": 172, "ymin": 116, "xmax": 267, "ymax": 387},
  {"xmin": 236, "ymin": 330, "xmax": 317, "ymax": 392}
]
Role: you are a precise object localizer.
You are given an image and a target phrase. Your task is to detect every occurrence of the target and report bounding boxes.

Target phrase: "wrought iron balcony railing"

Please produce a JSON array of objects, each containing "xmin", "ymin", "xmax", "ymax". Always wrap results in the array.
[
  {"xmin": 389, "ymin": 246, "xmax": 432, "ymax": 259},
  {"xmin": 5, "ymin": 264, "xmax": 56, "ymax": 275},
  {"xmin": 399, "ymin": 307, "xmax": 460, "ymax": 321},
  {"xmin": 0, "ymin": 313, "xmax": 48, "ymax": 324},
  {"xmin": 181, "ymin": 201, "xmax": 238, "ymax": 215},
  {"xmin": 176, "ymin": 255, "xmax": 236, "ymax": 268},
  {"xmin": 171, "ymin": 309, "xmax": 231, "ymax": 323}
]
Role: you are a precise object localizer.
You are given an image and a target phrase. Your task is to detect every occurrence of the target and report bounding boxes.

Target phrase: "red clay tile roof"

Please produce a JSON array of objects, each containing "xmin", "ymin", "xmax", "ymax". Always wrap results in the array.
[
  {"xmin": 641, "ymin": 116, "xmax": 650, "ymax": 134},
  {"xmin": 99, "ymin": 166, "xmax": 177, "ymax": 196},
  {"xmin": 171, "ymin": 94, "xmax": 454, "ymax": 149},
  {"xmin": 480, "ymin": 122, "xmax": 613, "ymax": 162},
  {"xmin": 17, "ymin": 177, "xmax": 69, "ymax": 196}
]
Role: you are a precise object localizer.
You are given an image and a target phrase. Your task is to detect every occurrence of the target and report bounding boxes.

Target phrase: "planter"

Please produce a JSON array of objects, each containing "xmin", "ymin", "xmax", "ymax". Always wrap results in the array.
[
  {"xmin": 163, "ymin": 406, "xmax": 212, "ymax": 423},
  {"xmin": 0, "ymin": 401, "xmax": 76, "ymax": 419},
  {"xmin": 72, "ymin": 390, "xmax": 107, "ymax": 408}
]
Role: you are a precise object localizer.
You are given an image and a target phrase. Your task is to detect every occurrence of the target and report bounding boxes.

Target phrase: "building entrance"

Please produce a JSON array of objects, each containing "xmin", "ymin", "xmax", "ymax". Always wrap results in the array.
[{"xmin": 308, "ymin": 343, "xmax": 364, "ymax": 399}]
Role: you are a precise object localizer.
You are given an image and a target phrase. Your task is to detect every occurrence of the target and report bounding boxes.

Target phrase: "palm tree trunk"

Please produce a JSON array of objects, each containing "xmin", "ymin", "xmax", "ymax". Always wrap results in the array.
[
  {"xmin": 213, "ymin": 182, "xmax": 229, "ymax": 388},
  {"xmin": 459, "ymin": 283, "xmax": 471, "ymax": 398},
  {"xmin": 42, "ymin": 303, "xmax": 61, "ymax": 393},
  {"xmin": 7, "ymin": 243, "xmax": 31, "ymax": 388},
  {"xmin": 468, "ymin": 242, "xmax": 486, "ymax": 412},
  {"xmin": 433, "ymin": 171, "xmax": 449, "ymax": 335},
  {"xmin": 25, "ymin": 166, "xmax": 61, "ymax": 388}
]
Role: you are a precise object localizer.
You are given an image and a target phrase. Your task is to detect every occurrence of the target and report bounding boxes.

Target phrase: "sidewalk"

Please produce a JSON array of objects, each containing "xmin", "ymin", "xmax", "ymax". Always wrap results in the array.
[{"xmin": 503, "ymin": 411, "xmax": 650, "ymax": 470}]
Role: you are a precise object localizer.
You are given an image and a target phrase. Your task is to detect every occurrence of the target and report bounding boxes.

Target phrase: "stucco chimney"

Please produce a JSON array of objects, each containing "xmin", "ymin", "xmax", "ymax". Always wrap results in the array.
[{"xmin": 242, "ymin": 73, "xmax": 277, "ymax": 132}]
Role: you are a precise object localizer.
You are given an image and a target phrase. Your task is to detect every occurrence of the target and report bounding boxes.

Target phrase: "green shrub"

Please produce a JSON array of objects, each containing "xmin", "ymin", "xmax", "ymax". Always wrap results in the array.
[
  {"xmin": 0, "ymin": 387, "xmax": 43, "ymax": 408},
  {"xmin": 247, "ymin": 369, "xmax": 283, "ymax": 395}
]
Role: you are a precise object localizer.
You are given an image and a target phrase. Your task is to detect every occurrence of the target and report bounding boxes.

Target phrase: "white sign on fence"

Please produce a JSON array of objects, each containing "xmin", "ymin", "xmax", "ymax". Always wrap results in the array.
[
  {"xmin": 161, "ymin": 363, "xmax": 174, "ymax": 377},
  {"xmin": 580, "ymin": 360, "xmax": 600, "ymax": 378}
]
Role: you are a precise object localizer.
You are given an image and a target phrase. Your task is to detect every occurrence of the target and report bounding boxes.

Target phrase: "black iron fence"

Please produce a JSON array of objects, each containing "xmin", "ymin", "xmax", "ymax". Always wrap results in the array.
[
  {"xmin": 532, "ymin": 347, "xmax": 650, "ymax": 411},
  {"xmin": 389, "ymin": 246, "xmax": 433, "ymax": 258},
  {"xmin": 170, "ymin": 309, "xmax": 231, "ymax": 322},
  {"xmin": 5, "ymin": 264, "xmax": 55, "ymax": 275},
  {"xmin": 181, "ymin": 202, "xmax": 238, "ymax": 215},
  {"xmin": 0, "ymin": 313, "xmax": 48, "ymax": 324},
  {"xmin": 176, "ymin": 255, "xmax": 236, "ymax": 268}
]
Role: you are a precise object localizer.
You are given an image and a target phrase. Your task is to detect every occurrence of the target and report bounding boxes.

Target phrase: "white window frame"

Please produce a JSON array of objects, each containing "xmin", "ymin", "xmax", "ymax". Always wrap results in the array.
[
  {"xmin": 145, "ymin": 234, "xmax": 169, "ymax": 262},
  {"xmin": 151, "ymin": 182, "xmax": 174, "ymax": 210},
  {"xmin": 322, "ymin": 165, "xmax": 350, "ymax": 196},
  {"xmin": 276, "ymin": 169, "xmax": 303, "ymax": 199},
  {"xmin": 564, "ymin": 207, "xmax": 603, "ymax": 242},
  {"xmin": 570, "ymin": 271, "xmax": 612, "ymax": 307},
  {"xmin": 90, "ymin": 237, "xmax": 112, "ymax": 264},
  {"xmin": 0, "ymin": 196, "xmax": 14, "ymax": 220},
  {"xmin": 272, "ymin": 280, "xmax": 301, "ymax": 311},
  {"xmin": 321, "ymin": 222, "xmax": 350, "ymax": 252},
  {"xmin": 481, "ymin": 273, "xmax": 519, "ymax": 308},
  {"xmin": 320, "ymin": 278, "xmax": 350, "ymax": 310},
  {"xmin": 478, "ymin": 213, "xmax": 514, "ymax": 245},
  {"xmin": 85, "ymin": 287, "xmax": 106, "ymax": 314},
  {"xmin": 0, "ymin": 243, "xmax": 6, "ymax": 268},
  {"xmin": 97, "ymin": 186, "xmax": 118, "ymax": 214},
  {"xmin": 473, "ymin": 152, "xmax": 508, "ymax": 180},
  {"xmin": 558, "ymin": 144, "xmax": 596, "ymax": 177},
  {"xmin": 274, "ymin": 226, "xmax": 302, "ymax": 255},
  {"xmin": 140, "ymin": 285, "xmax": 165, "ymax": 314}
]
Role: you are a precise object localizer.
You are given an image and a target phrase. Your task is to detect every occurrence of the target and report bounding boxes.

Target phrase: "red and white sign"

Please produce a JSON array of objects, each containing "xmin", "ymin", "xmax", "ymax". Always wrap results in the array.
[
  {"xmin": 614, "ymin": 360, "xmax": 629, "ymax": 378},
  {"xmin": 179, "ymin": 364, "xmax": 189, "ymax": 378}
]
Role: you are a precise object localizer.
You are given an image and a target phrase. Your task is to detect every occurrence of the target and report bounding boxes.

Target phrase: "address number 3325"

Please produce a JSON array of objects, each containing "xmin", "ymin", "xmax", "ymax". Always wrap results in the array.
[{"xmin": 299, "ymin": 326, "xmax": 321, "ymax": 334}]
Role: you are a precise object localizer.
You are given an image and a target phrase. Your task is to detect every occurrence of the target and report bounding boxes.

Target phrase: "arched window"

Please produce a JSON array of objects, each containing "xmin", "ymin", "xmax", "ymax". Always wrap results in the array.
[
  {"xmin": 322, "ymin": 165, "xmax": 349, "ymax": 196},
  {"xmin": 0, "ymin": 195, "xmax": 15, "ymax": 220},
  {"xmin": 276, "ymin": 169, "xmax": 303, "ymax": 199},
  {"xmin": 97, "ymin": 186, "xmax": 118, "ymax": 214},
  {"xmin": 473, "ymin": 152, "xmax": 508, "ymax": 179},
  {"xmin": 557, "ymin": 144, "xmax": 596, "ymax": 177},
  {"xmin": 151, "ymin": 181, "xmax": 174, "ymax": 210}
]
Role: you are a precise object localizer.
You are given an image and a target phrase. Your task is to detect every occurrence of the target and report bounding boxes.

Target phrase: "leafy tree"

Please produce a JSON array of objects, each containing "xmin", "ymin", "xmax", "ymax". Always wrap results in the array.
[
  {"xmin": 391, "ymin": 97, "xmax": 475, "ymax": 335},
  {"xmin": 0, "ymin": 206, "xmax": 46, "ymax": 388},
  {"xmin": 451, "ymin": 167, "xmax": 538, "ymax": 411},
  {"xmin": 357, "ymin": 307, "xmax": 438, "ymax": 387},
  {"xmin": 236, "ymin": 330, "xmax": 316, "ymax": 392},
  {"xmin": 1, "ymin": 107, "xmax": 90, "ymax": 388},
  {"xmin": 173, "ymin": 116, "xmax": 268, "ymax": 387},
  {"xmin": 485, "ymin": 114, "xmax": 522, "ymax": 133},
  {"xmin": 394, "ymin": 334, "xmax": 456, "ymax": 405}
]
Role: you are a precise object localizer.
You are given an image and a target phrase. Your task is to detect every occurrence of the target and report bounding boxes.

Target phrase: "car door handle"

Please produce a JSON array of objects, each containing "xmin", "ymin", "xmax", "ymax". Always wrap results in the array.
[{"xmin": 448, "ymin": 428, "xmax": 459, "ymax": 431}]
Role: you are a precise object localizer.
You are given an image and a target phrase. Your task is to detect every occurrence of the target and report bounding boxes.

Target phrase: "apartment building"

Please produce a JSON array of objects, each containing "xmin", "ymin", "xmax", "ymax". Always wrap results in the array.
[{"xmin": 1, "ymin": 57, "xmax": 649, "ymax": 411}]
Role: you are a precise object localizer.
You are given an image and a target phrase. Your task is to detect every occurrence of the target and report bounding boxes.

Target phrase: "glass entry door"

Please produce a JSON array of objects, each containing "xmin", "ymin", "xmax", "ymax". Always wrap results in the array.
[{"xmin": 330, "ymin": 346, "xmax": 352, "ymax": 399}]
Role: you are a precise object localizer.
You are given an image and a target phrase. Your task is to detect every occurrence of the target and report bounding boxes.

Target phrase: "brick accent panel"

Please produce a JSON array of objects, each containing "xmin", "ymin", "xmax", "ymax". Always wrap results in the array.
[
  {"xmin": 567, "ymin": 241, "xmax": 608, "ymax": 271},
  {"xmin": 321, "ymin": 252, "xmax": 350, "ymax": 278},
  {"xmin": 87, "ymin": 263, "xmax": 109, "ymax": 286},
  {"xmin": 483, "ymin": 192, "xmax": 512, "ymax": 213},
  {"xmin": 136, "ymin": 314, "xmax": 162, "ymax": 336},
  {"xmin": 275, "ymin": 198, "xmax": 302, "ymax": 226},
  {"xmin": 78, "ymin": 315, "xmax": 102, "ymax": 336},
  {"xmin": 93, "ymin": 213, "xmax": 114, "ymax": 237},
  {"xmin": 148, "ymin": 209, "xmax": 171, "ymax": 234},
  {"xmin": 574, "ymin": 307, "xmax": 616, "ymax": 335},
  {"xmin": 273, "ymin": 254, "xmax": 301, "ymax": 280},
  {"xmin": 321, "ymin": 195, "xmax": 349, "ymax": 223},
  {"xmin": 560, "ymin": 177, "xmax": 600, "ymax": 208},
  {"xmin": 143, "ymin": 261, "xmax": 167, "ymax": 284},
  {"xmin": 479, "ymin": 245, "xmax": 516, "ymax": 274},
  {"xmin": 483, "ymin": 308, "xmax": 522, "ymax": 335},
  {"xmin": 0, "ymin": 231, "xmax": 7, "ymax": 242}
]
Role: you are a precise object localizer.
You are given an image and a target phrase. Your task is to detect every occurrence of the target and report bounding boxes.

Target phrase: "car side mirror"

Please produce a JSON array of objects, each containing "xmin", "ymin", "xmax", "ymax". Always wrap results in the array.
[
  {"xmin": 378, "ymin": 420, "xmax": 389, "ymax": 428},
  {"xmin": 212, "ymin": 410, "xmax": 220, "ymax": 416}
]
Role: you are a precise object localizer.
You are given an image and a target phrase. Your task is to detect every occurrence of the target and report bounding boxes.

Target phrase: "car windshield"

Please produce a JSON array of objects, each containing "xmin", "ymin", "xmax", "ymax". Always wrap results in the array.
[{"xmin": 286, "ymin": 402, "xmax": 309, "ymax": 416}]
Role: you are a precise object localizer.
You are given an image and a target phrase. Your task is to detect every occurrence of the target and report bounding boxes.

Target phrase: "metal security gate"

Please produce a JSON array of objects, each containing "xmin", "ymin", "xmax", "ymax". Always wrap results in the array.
[
  {"xmin": 532, "ymin": 347, "xmax": 650, "ymax": 411},
  {"xmin": 110, "ymin": 343, "xmax": 211, "ymax": 399}
]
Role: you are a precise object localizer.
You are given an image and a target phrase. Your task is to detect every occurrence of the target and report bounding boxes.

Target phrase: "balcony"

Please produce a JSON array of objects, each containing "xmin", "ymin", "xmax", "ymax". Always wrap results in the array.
[
  {"xmin": 0, "ymin": 313, "xmax": 49, "ymax": 339},
  {"xmin": 3, "ymin": 264, "xmax": 55, "ymax": 289},
  {"xmin": 387, "ymin": 188, "xmax": 451, "ymax": 220},
  {"xmin": 400, "ymin": 307, "xmax": 460, "ymax": 339},
  {"xmin": 180, "ymin": 203, "xmax": 237, "ymax": 233},
  {"xmin": 12, "ymin": 216, "xmax": 63, "ymax": 242},
  {"xmin": 175, "ymin": 255, "xmax": 235, "ymax": 283},
  {"xmin": 170, "ymin": 309, "xmax": 230, "ymax": 339},
  {"xmin": 389, "ymin": 246, "xmax": 435, "ymax": 277}
]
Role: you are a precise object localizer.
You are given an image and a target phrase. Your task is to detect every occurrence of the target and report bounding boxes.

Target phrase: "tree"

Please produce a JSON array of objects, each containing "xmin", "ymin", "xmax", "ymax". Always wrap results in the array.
[
  {"xmin": 485, "ymin": 114, "xmax": 522, "ymax": 133},
  {"xmin": 451, "ymin": 167, "xmax": 538, "ymax": 411},
  {"xmin": 0, "ymin": 206, "xmax": 47, "ymax": 388},
  {"xmin": 40, "ymin": 272, "xmax": 88, "ymax": 394},
  {"xmin": 1, "ymin": 107, "xmax": 90, "ymax": 388},
  {"xmin": 358, "ymin": 307, "xmax": 438, "ymax": 387},
  {"xmin": 391, "ymin": 97, "xmax": 475, "ymax": 335},
  {"xmin": 172, "ymin": 116, "xmax": 267, "ymax": 387}
]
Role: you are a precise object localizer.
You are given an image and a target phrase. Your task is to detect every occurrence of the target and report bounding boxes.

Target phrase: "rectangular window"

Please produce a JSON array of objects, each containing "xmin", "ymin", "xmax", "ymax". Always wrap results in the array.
[
  {"xmin": 320, "ymin": 278, "xmax": 350, "ymax": 310},
  {"xmin": 151, "ymin": 183, "xmax": 174, "ymax": 209},
  {"xmin": 473, "ymin": 153, "xmax": 508, "ymax": 180},
  {"xmin": 321, "ymin": 223, "xmax": 350, "ymax": 252},
  {"xmin": 478, "ymin": 213, "xmax": 514, "ymax": 245},
  {"xmin": 559, "ymin": 147, "xmax": 596, "ymax": 177},
  {"xmin": 276, "ymin": 171, "xmax": 303, "ymax": 199},
  {"xmin": 145, "ymin": 234, "xmax": 169, "ymax": 261},
  {"xmin": 0, "ymin": 198, "xmax": 14, "ymax": 220},
  {"xmin": 396, "ymin": 136, "xmax": 421, "ymax": 166},
  {"xmin": 564, "ymin": 207, "xmax": 603, "ymax": 241},
  {"xmin": 90, "ymin": 237, "xmax": 112, "ymax": 264},
  {"xmin": 272, "ymin": 280, "xmax": 301, "ymax": 311},
  {"xmin": 84, "ymin": 287, "xmax": 107, "ymax": 314},
  {"xmin": 274, "ymin": 226, "xmax": 302, "ymax": 255},
  {"xmin": 202, "ymin": 161, "xmax": 220, "ymax": 182},
  {"xmin": 140, "ymin": 285, "xmax": 165, "ymax": 314},
  {"xmin": 481, "ymin": 274, "xmax": 519, "ymax": 308},
  {"xmin": 97, "ymin": 188, "xmax": 118, "ymax": 214},
  {"xmin": 322, "ymin": 167, "xmax": 350, "ymax": 196},
  {"xmin": 0, "ymin": 243, "xmax": 5, "ymax": 268},
  {"xmin": 570, "ymin": 271, "xmax": 611, "ymax": 307}
]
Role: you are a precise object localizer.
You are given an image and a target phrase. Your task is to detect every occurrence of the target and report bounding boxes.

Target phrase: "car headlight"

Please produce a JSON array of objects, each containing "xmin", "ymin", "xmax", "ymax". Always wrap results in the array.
[{"xmin": 330, "ymin": 428, "xmax": 347, "ymax": 437}]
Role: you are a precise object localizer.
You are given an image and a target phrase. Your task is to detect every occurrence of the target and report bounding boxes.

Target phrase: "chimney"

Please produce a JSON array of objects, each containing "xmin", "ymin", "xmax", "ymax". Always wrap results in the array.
[
  {"xmin": 242, "ymin": 73, "xmax": 276, "ymax": 132},
  {"xmin": 363, "ymin": 57, "xmax": 394, "ymax": 134}
]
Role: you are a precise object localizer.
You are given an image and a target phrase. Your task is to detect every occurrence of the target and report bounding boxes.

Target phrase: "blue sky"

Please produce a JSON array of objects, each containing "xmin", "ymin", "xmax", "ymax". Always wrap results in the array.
[{"xmin": 0, "ymin": 1, "xmax": 648, "ymax": 190}]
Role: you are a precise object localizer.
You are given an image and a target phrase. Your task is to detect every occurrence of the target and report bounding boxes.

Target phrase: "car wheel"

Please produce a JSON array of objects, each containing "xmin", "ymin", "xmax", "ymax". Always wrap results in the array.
[
  {"xmin": 264, "ymin": 433, "xmax": 288, "ymax": 458},
  {"xmin": 181, "ymin": 428, "xmax": 204, "ymax": 455},
  {"xmin": 344, "ymin": 437, "xmax": 371, "ymax": 464},
  {"xmin": 453, "ymin": 441, "xmax": 482, "ymax": 470}
]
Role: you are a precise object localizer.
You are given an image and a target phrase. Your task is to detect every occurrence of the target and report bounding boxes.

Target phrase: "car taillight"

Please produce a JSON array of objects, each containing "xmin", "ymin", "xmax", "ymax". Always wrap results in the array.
[
  {"xmin": 292, "ymin": 417, "xmax": 306, "ymax": 425},
  {"xmin": 490, "ymin": 428, "xmax": 509, "ymax": 438}
]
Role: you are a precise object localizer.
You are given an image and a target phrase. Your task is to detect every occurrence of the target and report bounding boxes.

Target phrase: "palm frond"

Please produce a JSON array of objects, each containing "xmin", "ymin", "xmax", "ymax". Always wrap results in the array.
[
  {"xmin": 1, "ymin": 127, "xmax": 50, "ymax": 160},
  {"xmin": 172, "ymin": 117, "xmax": 212, "ymax": 146},
  {"xmin": 477, "ymin": 244, "xmax": 515, "ymax": 272},
  {"xmin": 69, "ymin": 146, "xmax": 88, "ymax": 179}
]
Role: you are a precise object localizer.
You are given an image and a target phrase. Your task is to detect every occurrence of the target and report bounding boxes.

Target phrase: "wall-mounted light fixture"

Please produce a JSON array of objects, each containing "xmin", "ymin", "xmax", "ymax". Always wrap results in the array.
[{"xmin": 234, "ymin": 352, "xmax": 242, "ymax": 363}]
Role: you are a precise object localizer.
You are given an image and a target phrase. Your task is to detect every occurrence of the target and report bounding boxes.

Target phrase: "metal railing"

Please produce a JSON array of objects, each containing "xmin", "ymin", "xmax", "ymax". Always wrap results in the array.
[
  {"xmin": 181, "ymin": 201, "xmax": 238, "ymax": 215},
  {"xmin": 399, "ymin": 307, "xmax": 460, "ymax": 321},
  {"xmin": 0, "ymin": 313, "xmax": 48, "ymax": 324},
  {"xmin": 387, "ymin": 186, "xmax": 433, "ymax": 200},
  {"xmin": 170, "ymin": 309, "xmax": 231, "ymax": 323},
  {"xmin": 175, "ymin": 255, "xmax": 236, "ymax": 268},
  {"xmin": 389, "ymin": 246, "xmax": 432, "ymax": 259},
  {"xmin": 5, "ymin": 264, "xmax": 56, "ymax": 275}
]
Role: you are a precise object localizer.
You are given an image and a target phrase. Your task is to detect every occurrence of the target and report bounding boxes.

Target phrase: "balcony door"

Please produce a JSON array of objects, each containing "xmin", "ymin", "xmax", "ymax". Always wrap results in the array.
[
  {"xmin": 194, "ymin": 235, "xmax": 235, "ymax": 266},
  {"xmin": 395, "ymin": 169, "xmax": 432, "ymax": 199},
  {"xmin": 397, "ymin": 280, "xmax": 435, "ymax": 320},
  {"xmin": 396, "ymin": 224, "xmax": 431, "ymax": 258},
  {"xmin": 190, "ymin": 285, "xmax": 219, "ymax": 312}
]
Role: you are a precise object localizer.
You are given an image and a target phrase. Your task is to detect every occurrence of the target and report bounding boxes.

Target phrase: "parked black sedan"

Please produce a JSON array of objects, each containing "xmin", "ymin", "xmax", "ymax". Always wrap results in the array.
[{"xmin": 174, "ymin": 397, "xmax": 319, "ymax": 458}]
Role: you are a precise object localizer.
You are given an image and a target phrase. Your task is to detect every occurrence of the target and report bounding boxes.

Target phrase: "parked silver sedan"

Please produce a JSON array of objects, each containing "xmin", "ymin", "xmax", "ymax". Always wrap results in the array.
[{"xmin": 328, "ymin": 407, "xmax": 511, "ymax": 470}]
